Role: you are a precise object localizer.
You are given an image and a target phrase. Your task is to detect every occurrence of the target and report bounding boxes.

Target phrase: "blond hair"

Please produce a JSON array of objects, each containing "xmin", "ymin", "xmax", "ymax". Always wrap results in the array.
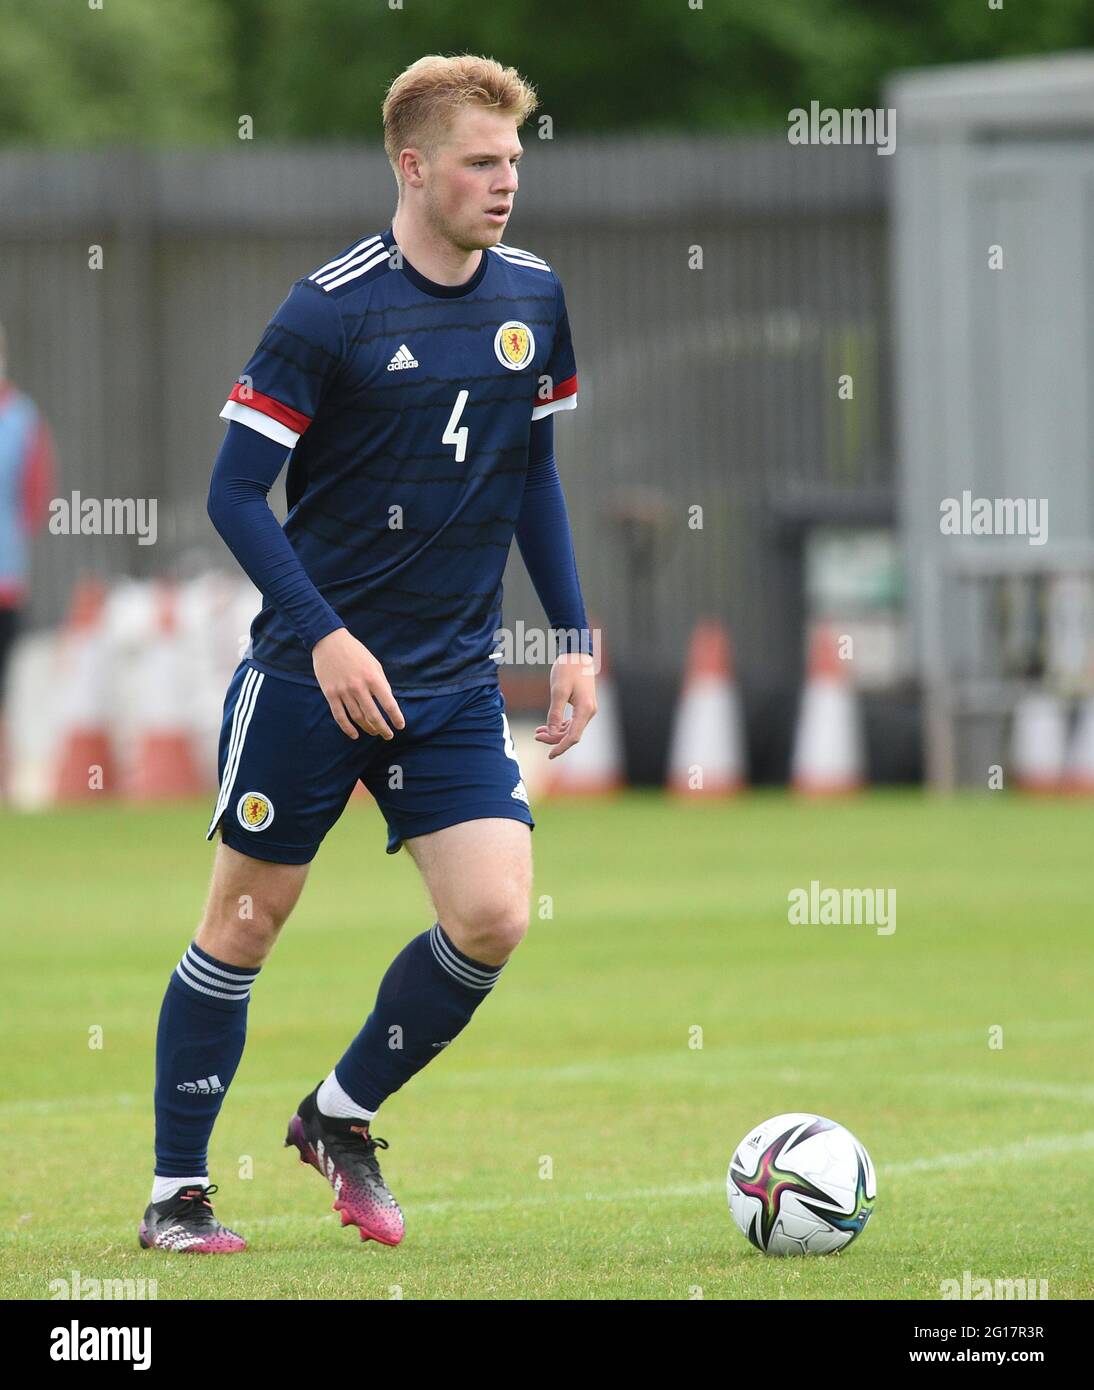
[{"xmin": 382, "ymin": 54, "xmax": 538, "ymax": 183}]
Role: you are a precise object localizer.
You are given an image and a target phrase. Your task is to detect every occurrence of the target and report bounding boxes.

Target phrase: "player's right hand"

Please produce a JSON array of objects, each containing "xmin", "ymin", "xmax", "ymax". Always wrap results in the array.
[{"xmin": 311, "ymin": 628, "xmax": 406, "ymax": 740}]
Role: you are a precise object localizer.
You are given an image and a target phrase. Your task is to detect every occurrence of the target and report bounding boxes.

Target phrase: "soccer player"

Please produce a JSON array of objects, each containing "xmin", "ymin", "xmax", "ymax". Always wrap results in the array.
[
  {"xmin": 139, "ymin": 54, "xmax": 597, "ymax": 1253},
  {"xmin": 0, "ymin": 319, "xmax": 56, "ymax": 803}
]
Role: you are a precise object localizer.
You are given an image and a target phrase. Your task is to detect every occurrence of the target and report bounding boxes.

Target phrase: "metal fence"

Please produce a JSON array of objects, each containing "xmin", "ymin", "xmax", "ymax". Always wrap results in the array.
[{"xmin": 0, "ymin": 135, "xmax": 890, "ymax": 716}]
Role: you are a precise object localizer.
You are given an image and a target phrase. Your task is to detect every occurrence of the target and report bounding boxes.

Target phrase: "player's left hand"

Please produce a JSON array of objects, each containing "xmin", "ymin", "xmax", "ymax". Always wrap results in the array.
[{"xmin": 535, "ymin": 651, "xmax": 597, "ymax": 759}]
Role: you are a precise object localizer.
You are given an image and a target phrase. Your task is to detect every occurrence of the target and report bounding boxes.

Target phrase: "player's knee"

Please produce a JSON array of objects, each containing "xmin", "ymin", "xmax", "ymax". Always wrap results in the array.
[
  {"xmin": 197, "ymin": 900, "xmax": 285, "ymax": 967},
  {"xmin": 198, "ymin": 850, "xmax": 306, "ymax": 965},
  {"xmin": 200, "ymin": 909, "xmax": 284, "ymax": 967},
  {"xmin": 450, "ymin": 895, "xmax": 529, "ymax": 963}
]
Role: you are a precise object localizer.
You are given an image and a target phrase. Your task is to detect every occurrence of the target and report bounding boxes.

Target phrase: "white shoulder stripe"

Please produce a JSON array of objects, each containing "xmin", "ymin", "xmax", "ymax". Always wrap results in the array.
[
  {"xmin": 491, "ymin": 250, "xmax": 552, "ymax": 273},
  {"xmin": 318, "ymin": 246, "xmax": 391, "ymax": 292},
  {"xmin": 309, "ymin": 235, "xmax": 383, "ymax": 283},
  {"xmin": 495, "ymin": 241, "xmax": 549, "ymax": 262},
  {"xmin": 312, "ymin": 241, "xmax": 384, "ymax": 287},
  {"xmin": 313, "ymin": 241, "xmax": 386, "ymax": 287},
  {"xmin": 492, "ymin": 243, "xmax": 551, "ymax": 271},
  {"xmin": 493, "ymin": 245, "xmax": 550, "ymax": 265}
]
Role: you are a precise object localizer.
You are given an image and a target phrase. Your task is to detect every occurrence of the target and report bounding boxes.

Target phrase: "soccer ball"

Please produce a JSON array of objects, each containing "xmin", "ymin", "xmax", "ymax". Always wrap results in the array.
[{"xmin": 726, "ymin": 1112, "xmax": 876, "ymax": 1256}]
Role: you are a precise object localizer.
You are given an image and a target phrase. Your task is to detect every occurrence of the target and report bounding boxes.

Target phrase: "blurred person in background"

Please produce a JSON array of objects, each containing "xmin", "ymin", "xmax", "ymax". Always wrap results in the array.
[{"xmin": 0, "ymin": 319, "xmax": 56, "ymax": 802}]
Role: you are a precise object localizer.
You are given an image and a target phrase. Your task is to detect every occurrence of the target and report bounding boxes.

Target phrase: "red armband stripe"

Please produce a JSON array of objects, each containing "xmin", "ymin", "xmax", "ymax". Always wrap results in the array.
[
  {"xmin": 226, "ymin": 384, "xmax": 312, "ymax": 436},
  {"xmin": 539, "ymin": 373, "xmax": 577, "ymax": 406}
]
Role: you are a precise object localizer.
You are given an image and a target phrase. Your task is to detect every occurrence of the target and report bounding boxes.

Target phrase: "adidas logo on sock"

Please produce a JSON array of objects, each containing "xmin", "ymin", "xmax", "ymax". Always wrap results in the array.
[
  {"xmin": 387, "ymin": 343, "xmax": 419, "ymax": 371},
  {"xmin": 177, "ymin": 1075, "xmax": 224, "ymax": 1094}
]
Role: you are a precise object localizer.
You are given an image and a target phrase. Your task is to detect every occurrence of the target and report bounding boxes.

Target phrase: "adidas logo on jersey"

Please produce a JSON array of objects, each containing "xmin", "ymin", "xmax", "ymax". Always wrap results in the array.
[
  {"xmin": 177, "ymin": 1076, "xmax": 225, "ymax": 1094},
  {"xmin": 387, "ymin": 344, "xmax": 419, "ymax": 371}
]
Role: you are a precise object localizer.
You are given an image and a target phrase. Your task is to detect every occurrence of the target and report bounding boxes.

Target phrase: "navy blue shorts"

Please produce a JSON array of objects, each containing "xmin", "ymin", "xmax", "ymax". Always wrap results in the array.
[{"xmin": 205, "ymin": 660, "xmax": 534, "ymax": 864}]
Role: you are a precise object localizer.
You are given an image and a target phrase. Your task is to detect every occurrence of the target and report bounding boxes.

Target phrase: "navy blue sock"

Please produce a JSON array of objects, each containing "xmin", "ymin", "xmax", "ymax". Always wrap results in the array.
[
  {"xmin": 153, "ymin": 942, "xmax": 260, "ymax": 1177},
  {"xmin": 334, "ymin": 922, "xmax": 503, "ymax": 1112}
]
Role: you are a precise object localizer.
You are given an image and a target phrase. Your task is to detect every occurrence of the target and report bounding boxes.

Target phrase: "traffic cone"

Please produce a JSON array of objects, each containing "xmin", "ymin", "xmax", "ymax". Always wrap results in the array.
[
  {"xmin": 791, "ymin": 624, "xmax": 865, "ymax": 795},
  {"xmin": 666, "ymin": 619, "xmax": 746, "ymax": 795},
  {"xmin": 1011, "ymin": 691, "xmax": 1068, "ymax": 793},
  {"xmin": 52, "ymin": 577, "xmax": 116, "ymax": 800},
  {"xmin": 125, "ymin": 579, "xmax": 204, "ymax": 799},
  {"xmin": 539, "ymin": 621, "xmax": 625, "ymax": 796}
]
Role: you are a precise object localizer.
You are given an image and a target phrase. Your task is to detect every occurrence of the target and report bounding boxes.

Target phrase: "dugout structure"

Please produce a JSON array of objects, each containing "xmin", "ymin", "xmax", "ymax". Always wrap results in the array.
[{"xmin": 889, "ymin": 55, "xmax": 1094, "ymax": 788}]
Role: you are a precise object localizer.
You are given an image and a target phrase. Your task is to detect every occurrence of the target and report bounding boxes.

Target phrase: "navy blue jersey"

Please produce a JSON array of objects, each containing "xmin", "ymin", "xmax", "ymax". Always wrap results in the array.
[{"xmin": 219, "ymin": 226, "xmax": 578, "ymax": 696}]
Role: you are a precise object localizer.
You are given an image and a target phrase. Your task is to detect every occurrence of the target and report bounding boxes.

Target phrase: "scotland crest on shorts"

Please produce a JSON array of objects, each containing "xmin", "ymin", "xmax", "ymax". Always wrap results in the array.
[
  {"xmin": 237, "ymin": 791, "xmax": 275, "ymax": 831},
  {"xmin": 494, "ymin": 321, "xmax": 534, "ymax": 370}
]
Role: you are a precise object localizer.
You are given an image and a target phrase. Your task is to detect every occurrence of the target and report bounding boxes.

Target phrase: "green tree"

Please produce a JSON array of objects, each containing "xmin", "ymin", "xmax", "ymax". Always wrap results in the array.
[
  {"xmin": 2, "ymin": 0, "xmax": 1093, "ymax": 146},
  {"xmin": 0, "ymin": 0, "xmax": 232, "ymax": 144}
]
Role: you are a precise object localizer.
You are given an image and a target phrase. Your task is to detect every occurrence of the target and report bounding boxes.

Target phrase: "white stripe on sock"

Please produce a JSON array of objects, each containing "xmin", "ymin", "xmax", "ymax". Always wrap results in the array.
[
  {"xmin": 429, "ymin": 925, "xmax": 502, "ymax": 990},
  {"xmin": 174, "ymin": 962, "xmax": 252, "ymax": 1002},
  {"xmin": 184, "ymin": 946, "xmax": 258, "ymax": 983}
]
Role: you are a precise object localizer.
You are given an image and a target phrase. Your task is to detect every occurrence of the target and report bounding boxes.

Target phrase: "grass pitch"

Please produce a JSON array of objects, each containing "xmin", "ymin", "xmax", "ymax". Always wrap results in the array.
[{"xmin": 2, "ymin": 790, "xmax": 1091, "ymax": 1300}]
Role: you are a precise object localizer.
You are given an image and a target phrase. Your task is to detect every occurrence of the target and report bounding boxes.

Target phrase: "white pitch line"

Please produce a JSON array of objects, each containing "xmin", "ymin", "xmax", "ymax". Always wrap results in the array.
[
  {"xmin": 758, "ymin": 1068, "xmax": 1094, "ymax": 1107},
  {"xmin": 5, "ymin": 1079, "xmax": 298, "ymax": 1120},
  {"xmin": 882, "ymin": 1128, "xmax": 1094, "ymax": 1175},
  {"xmin": 3, "ymin": 1131, "xmax": 1090, "ymax": 1245},
  {"xmin": 409, "ymin": 1129, "xmax": 1094, "ymax": 1215},
  {"xmin": 911, "ymin": 1074, "xmax": 1094, "ymax": 1106},
  {"xmin": 7, "ymin": 1018, "xmax": 1090, "ymax": 1119}
]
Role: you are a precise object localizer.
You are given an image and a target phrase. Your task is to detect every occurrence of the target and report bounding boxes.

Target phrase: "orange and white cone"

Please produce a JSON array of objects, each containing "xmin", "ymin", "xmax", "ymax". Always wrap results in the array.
[
  {"xmin": 540, "ymin": 623, "xmax": 625, "ymax": 796},
  {"xmin": 125, "ymin": 579, "xmax": 204, "ymax": 800},
  {"xmin": 791, "ymin": 624, "xmax": 865, "ymax": 795},
  {"xmin": 1011, "ymin": 691, "xmax": 1068, "ymax": 793},
  {"xmin": 52, "ymin": 577, "xmax": 116, "ymax": 801},
  {"xmin": 667, "ymin": 619, "xmax": 746, "ymax": 796}
]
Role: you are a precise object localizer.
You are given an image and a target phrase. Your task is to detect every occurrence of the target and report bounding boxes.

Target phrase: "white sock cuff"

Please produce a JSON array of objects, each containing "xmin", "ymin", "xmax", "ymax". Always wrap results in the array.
[
  {"xmin": 151, "ymin": 1175, "xmax": 209, "ymax": 1204},
  {"xmin": 317, "ymin": 1069, "xmax": 378, "ymax": 1122}
]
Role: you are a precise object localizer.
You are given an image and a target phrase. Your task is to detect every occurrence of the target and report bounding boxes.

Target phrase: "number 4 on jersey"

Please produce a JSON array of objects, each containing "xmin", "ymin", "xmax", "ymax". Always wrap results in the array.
[{"xmin": 443, "ymin": 390, "xmax": 470, "ymax": 462}]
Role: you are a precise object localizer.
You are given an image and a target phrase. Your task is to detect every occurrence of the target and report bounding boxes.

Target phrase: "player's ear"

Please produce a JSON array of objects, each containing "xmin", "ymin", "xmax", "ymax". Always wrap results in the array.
[{"xmin": 399, "ymin": 149, "xmax": 425, "ymax": 189}]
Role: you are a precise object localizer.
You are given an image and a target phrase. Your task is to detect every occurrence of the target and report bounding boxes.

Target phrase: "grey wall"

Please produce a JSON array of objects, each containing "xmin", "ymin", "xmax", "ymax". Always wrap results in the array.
[{"xmin": 0, "ymin": 136, "xmax": 890, "ymax": 708}]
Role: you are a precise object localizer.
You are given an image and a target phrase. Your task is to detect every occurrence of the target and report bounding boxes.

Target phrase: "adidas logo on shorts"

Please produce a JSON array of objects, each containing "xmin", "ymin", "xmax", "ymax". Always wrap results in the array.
[{"xmin": 387, "ymin": 344, "xmax": 419, "ymax": 371}]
